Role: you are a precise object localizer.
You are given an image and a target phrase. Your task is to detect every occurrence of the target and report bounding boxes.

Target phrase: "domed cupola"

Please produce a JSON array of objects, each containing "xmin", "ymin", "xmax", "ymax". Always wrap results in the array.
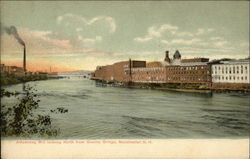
[{"xmin": 173, "ymin": 50, "xmax": 181, "ymax": 59}]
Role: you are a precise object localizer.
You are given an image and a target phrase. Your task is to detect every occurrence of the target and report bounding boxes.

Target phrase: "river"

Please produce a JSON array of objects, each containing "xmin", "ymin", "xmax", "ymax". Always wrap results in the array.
[{"xmin": 2, "ymin": 77, "xmax": 250, "ymax": 139}]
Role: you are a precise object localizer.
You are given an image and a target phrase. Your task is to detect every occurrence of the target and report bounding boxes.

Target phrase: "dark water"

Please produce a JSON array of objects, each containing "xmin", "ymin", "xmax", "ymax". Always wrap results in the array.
[{"xmin": 2, "ymin": 78, "xmax": 250, "ymax": 139}]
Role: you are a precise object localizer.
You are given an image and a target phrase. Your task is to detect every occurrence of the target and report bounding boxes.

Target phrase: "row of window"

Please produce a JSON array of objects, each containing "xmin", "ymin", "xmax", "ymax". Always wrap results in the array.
[
  {"xmin": 169, "ymin": 70, "xmax": 210, "ymax": 75},
  {"xmin": 130, "ymin": 67, "xmax": 165, "ymax": 73},
  {"xmin": 133, "ymin": 76, "xmax": 165, "ymax": 81},
  {"xmin": 213, "ymin": 76, "xmax": 248, "ymax": 81},
  {"xmin": 212, "ymin": 69, "xmax": 247, "ymax": 74},
  {"xmin": 167, "ymin": 66, "xmax": 205, "ymax": 71},
  {"xmin": 214, "ymin": 65, "xmax": 248, "ymax": 71},
  {"xmin": 167, "ymin": 76, "xmax": 209, "ymax": 81}
]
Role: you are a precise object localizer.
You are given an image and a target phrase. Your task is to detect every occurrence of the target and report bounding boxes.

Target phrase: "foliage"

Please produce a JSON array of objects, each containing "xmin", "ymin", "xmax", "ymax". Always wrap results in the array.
[
  {"xmin": 0, "ymin": 72, "xmax": 48, "ymax": 86},
  {"xmin": 0, "ymin": 85, "xmax": 68, "ymax": 137}
]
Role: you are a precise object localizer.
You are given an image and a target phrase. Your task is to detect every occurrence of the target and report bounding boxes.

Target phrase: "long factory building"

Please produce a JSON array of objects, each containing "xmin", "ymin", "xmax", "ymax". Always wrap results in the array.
[{"xmin": 91, "ymin": 50, "xmax": 250, "ymax": 90}]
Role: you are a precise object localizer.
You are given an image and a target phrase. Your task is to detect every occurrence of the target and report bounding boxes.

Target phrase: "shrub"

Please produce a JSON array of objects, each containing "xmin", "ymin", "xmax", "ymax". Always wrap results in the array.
[{"xmin": 0, "ymin": 85, "xmax": 68, "ymax": 137}]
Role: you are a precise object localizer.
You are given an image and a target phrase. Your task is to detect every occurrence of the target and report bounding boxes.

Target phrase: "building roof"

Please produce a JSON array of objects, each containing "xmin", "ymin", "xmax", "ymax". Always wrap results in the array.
[
  {"xmin": 173, "ymin": 50, "xmax": 181, "ymax": 58},
  {"xmin": 209, "ymin": 58, "xmax": 250, "ymax": 65},
  {"xmin": 146, "ymin": 61, "xmax": 163, "ymax": 68},
  {"xmin": 181, "ymin": 58, "xmax": 209, "ymax": 63}
]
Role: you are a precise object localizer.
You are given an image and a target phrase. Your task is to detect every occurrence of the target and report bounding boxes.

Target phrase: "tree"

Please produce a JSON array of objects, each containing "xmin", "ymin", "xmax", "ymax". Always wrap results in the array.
[{"xmin": 0, "ymin": 85, "xmax": 68, "ymax": 137}]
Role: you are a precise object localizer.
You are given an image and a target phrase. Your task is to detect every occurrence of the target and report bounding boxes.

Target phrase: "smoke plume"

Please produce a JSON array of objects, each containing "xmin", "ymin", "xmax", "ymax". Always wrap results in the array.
[{"xmin": 4, "ymin": 26, "xmax": 25, "ymax": 46}]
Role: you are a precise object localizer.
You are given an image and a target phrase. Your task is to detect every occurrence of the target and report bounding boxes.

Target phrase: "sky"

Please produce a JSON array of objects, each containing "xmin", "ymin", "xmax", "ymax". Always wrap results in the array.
[{"xmin": 1, "ymin": 1, "xmax": 249, "ymax": 72}]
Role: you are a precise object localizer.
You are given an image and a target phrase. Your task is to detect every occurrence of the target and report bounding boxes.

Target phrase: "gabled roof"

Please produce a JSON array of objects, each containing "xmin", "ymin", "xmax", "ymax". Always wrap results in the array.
[{"xmin": 173, "ymin": 50, "xmax": 181, "ymax": 58}]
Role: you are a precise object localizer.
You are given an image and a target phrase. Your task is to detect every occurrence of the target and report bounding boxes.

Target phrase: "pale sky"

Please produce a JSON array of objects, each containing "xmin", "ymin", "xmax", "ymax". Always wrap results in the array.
[{"xmin": 1, "ymin": 1, "xmax": 249, "ymax": 72}]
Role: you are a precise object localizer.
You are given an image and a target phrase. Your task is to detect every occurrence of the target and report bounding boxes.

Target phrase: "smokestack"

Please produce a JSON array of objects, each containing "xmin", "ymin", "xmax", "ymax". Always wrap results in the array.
[
  {"xmin": 129, "ymin": 58, "xmax": 132, "ymax": 76},
  {"xmin": 165, "ymin": 51, "xmax": 169, "ymax": 58},
  {"xmin": 4, "ymin": 26, "xmax": 26, "ymax": 73},
  {"xmin": 23, "ymin": 45, "xmax": 26, "ymax": 73},
  {"xmin": 164, "ymin": 50, "xmax": 170, "ymax": 62}
]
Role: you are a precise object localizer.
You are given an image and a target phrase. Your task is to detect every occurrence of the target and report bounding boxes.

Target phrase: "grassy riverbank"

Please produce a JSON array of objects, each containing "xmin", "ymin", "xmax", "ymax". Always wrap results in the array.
[{"xmin": 0, "ymin": 73, "xmax": 48, "ymax": 86}]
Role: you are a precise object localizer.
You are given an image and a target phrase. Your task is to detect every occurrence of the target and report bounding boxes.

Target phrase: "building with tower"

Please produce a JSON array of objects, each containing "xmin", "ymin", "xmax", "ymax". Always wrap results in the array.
[
  {"xmin": 91, "ymin": 50, "xmax": 250, "ymax": 90},
  {"xmin": 91, "ymin": 50, "xmax": 212, "ymax": 87}
]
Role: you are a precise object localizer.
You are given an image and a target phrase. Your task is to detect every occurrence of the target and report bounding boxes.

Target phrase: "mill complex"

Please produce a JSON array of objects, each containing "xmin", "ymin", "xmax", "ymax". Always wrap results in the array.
[{"xmin": 91, "ymin": 50, "xmax": 250, "ymax": 91}]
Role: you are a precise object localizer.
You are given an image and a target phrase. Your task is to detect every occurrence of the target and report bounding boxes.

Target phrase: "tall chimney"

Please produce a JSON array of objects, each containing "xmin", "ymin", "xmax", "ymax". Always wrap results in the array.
[
  {"xmin": 23, "ymin": 45, "xmax": 26, "ymax": 73},
  {"xmin": 164, "ymin": 50, "xmax": 170, "ymax": 62},
  {"xmin": 129, "ymin": 58, "xmax": 132, "ymax": 76}
]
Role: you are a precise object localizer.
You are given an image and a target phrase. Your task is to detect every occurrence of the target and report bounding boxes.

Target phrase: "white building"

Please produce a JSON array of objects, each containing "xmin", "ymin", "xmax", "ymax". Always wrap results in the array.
[{"xmin": 212, "ymin": 59, "xmax": 250, "ymax": 84}]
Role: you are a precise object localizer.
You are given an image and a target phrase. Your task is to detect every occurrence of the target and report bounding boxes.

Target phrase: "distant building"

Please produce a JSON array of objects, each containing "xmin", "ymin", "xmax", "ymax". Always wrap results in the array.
[
  {"xmin": 129, "ymin": 61, "xmax": 166, "ymax": 83},
  {"xmin": 91, "ymin": 50, "xmax": 212, "ymax": 86},
  {"xmin": 163, "ymin": 50, "xmax": 211, "ymax": 86},
  {"xmin": 92, "ymin": 61, "xmax": 131, "ymax": 82},
  {"xmin": 211, "ymin": 59, "xmax": 250, "ymax": 89},
  {"xmin": 91, "ymin": 50, "xmax": 249, "ymax": 90},
  {"xmin": 0, "ymin": 64, "xmax": 25, "ymax": 75}
]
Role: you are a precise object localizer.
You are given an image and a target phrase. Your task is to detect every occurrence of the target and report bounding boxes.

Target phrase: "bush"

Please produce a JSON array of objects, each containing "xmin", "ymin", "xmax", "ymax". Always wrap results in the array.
[{"xmin": 0, "ymin": 85, "xmax": 68, "ymax": 137}]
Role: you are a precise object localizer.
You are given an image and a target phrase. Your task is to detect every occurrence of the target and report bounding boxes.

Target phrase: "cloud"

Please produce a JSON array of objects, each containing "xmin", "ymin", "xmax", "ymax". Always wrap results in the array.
[
  {"xmin": 134, "ymin": 36, "xmax": 152, "ymax": 42},
  {"xmin": 213, "ymin": 40, "xmax": 229, "ymax": 48},
  {"xmin": 1, "ymin": 27, "xmax": 111, "ymax": 57},
  {"xmin": 76, "ymin": 27, "xmax": 83, "ymax": 32},
  {"xmin": 196, "ymin": 28, "xmax": 214, "ymax": 35},
  {"xmin": 175, "ymin": 31, "xmax": 194, "ymax": 37},
  {"xmin": 133, "ymin": 23, "xmax": 247, "ymax": 60},
  {"xmin": 161, "ymin": 38, "xmax": 202, "ymax": 46},
  {"xmin": 78, "ymin": 35, "xmax": 102, "ymax": 43},
  {"xmin": 240, "ymin": 42, "xmax": 249, "ymax": 47},
  {"xmin": 134, "ymin": 24, "xmax": 215, "ymax": 43},
  {"xmin": 210, "ymin": 36, "xmax": 224, "ymax": 41},
  {"xmin": 161, "ymin": 40, "xmax": 169, "ymax": 44},
  {"xmin": 134, "ymin": 24, "xmax": 178, "ymax": 43},
  {"xmin": 57, "ymin": 13, "xmax": 116, "ymax": 33},
  {"xmin": 171, "ymin": 38, "xmax": 201, "ymax": 45}
]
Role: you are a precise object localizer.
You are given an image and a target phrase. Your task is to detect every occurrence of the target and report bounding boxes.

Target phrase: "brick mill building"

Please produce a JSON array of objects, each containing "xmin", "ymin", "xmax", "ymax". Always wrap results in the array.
[{"xmin": 91, "ymin": 50, "xmax": 213, "ymax": 88}]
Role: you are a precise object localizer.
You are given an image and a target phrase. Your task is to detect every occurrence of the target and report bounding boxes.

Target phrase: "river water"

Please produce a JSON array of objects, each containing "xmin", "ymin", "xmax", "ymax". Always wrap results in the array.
[{"xmin": 2, "ymin": 78, "xmax": 250, "ymax": 139}]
